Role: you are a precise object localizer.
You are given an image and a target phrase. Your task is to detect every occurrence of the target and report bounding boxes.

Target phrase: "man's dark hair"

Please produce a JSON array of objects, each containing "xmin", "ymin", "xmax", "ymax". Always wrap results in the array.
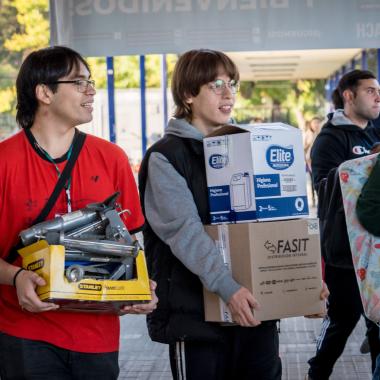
[
  {"xmin": 171, "ymin": 49, "xmax": 239, "ymax": 120},
  {"xmin": 331, "ymin": 89, "xmax": 344, "ymax": 110},
  {"xmin": 332, "ymin": 69, "xmax": 376, "ymax": 110},
  {"xmin": 16, "ymin": 45, "xmax": 90, "ymax": 129}
]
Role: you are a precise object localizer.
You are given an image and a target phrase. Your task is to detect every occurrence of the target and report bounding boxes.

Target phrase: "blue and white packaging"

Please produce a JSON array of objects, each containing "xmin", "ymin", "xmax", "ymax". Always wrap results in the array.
[{"xmin": 204, "ymin": 123, "xmax": 309, "ymax": 223}]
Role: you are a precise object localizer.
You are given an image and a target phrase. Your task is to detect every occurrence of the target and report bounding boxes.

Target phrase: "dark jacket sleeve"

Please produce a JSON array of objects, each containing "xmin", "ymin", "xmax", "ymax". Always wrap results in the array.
[
  {"xmin": 311, "ymin": 126, "xmax": 353, "ymax": 268},
  {"xmin": 356, "ymin": 156, "xmax": 380, "ymax": 236},
  {"xmin": 311, "ymin": 130, "xmax": 347, "ymax": 191}
]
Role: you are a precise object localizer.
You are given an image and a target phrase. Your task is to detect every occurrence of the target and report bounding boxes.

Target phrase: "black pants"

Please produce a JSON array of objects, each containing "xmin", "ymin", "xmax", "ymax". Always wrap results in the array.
[
  {"xmin": 169, "ymin": 321, "xmax": 281, "ymax": 380},
  {"xmin": 0, "ymin": 332, "xmax": 119, "ymax": 380},
  {"xmin": 308, "ymin": 265, "xmax": 380, "ymax": 380}
]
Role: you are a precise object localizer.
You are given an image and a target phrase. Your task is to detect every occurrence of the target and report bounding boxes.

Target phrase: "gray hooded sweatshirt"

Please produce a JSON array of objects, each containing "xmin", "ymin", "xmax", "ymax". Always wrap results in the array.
[{"xmin": 143, "ymin": 118, "xmax": 241, "ymax": 303}]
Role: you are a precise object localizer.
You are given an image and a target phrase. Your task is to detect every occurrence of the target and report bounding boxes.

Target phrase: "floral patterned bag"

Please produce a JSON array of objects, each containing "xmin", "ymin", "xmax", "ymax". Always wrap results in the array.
[{"xmin": 339, "ymin": 153, "xmax": 380, "ymax": 323}]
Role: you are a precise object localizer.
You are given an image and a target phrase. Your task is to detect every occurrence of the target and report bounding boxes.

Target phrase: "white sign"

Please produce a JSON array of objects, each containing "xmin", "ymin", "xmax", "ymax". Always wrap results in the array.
[{"xmin": 50, "ymin": 0, "xmax": 380, "ymax": 56}]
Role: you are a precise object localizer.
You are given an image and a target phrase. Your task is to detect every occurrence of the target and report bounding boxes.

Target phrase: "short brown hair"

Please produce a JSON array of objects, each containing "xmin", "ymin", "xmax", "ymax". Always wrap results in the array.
[{"xmin": 171, "ymin": 49, "xmax": 239, "ymax": 120}]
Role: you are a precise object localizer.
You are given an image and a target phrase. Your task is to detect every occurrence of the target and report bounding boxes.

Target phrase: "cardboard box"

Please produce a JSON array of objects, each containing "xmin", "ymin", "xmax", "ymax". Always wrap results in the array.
[
  {"xmin": 203, "ymin": 218, "xmax": 324, "ymax": 322},
  {"xmin": 203, "ymin": 123, "xmax": 309, "ymax": 223},
  {"xmin": 19, "ymin": 240, "xmax": 152, "ymax": 313}
]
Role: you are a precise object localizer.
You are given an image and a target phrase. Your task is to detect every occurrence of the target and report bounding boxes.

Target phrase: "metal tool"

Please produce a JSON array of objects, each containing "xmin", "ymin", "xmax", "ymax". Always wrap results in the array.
[
  {"xmin": 44, "ymin": 231, "xmax": 139, "ymax": 258},
  {"xmin": 65, "ymin": 264, "xmax": 110, "ymax": 282},
  {"xmin": 19, "ymin": 192, "xmax": 141, "ymax": 282}
]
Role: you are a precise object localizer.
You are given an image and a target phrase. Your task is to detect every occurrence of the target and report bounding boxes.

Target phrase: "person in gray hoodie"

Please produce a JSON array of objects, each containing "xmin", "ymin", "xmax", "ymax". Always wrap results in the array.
[{"xmin": 138, "ymin": 49, "xmax": 282, "ymax": 380}]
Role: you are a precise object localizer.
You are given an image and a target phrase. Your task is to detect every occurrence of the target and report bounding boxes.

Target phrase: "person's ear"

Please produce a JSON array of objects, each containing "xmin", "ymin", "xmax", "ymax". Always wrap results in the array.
[
  {"xmin": 35, "ymin": 84, "xmax": 53, "ymax": 105},
  {"xmin": 185, "ymin": 94, "xmax": 193, "ymax": 105},
  {"xmin": 342, "ymin": 88, "xmax": 354, "ymax": 104}
]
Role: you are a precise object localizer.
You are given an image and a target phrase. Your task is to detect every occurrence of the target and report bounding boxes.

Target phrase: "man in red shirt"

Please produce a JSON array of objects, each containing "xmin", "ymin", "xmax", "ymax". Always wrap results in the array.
[{"xmin": 0, "ymin": 46, "xmax": 157, "ymax": 379}]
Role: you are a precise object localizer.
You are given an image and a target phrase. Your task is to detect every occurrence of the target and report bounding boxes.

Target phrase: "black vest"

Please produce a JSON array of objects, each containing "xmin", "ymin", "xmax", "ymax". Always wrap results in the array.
[{"xmin": 139, "ymin": 134, "xmax": 225, "ymax": 343}]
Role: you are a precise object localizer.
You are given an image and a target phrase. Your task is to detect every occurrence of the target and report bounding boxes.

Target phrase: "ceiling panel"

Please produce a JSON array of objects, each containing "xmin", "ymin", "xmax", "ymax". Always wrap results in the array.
[{"xmin": 227, "ymin": 49, "xmax": 362, "ymax": 81}]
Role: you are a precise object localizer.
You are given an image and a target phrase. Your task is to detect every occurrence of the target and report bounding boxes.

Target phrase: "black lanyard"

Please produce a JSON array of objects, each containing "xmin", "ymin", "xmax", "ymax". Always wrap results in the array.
[{"xmin": 36, "ymin": 142, "xmax": 74, "ymax": 213}]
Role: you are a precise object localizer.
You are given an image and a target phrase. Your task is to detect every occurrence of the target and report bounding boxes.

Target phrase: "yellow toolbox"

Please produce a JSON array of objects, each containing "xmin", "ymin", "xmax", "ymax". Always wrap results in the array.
[{"xmin": 19, "ymin": 240, "xmax": 152, "ymax": 314}]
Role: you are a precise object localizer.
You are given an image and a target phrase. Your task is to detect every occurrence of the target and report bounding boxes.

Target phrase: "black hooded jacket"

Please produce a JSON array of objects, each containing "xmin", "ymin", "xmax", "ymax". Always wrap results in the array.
[{"xmin": 311, "ymin": 111, "xmax": 380, "ymax": 269}]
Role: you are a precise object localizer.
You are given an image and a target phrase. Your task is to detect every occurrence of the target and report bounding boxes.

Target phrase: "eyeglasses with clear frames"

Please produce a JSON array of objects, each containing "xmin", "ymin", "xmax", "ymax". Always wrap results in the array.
[
  {"xmin": 45, "ymin": 79, "xmax": 96, "ymax": 93},
  {"xmin": 208, "ymin": 79, "xmax": 240, "ymax": 95}
]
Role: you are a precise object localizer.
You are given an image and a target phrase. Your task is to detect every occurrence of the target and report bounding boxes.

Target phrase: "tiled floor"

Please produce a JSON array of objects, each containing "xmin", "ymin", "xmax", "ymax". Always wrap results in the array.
[{"xmin": 119, "ymin": 314, "xmax": 372, "ymax": 380}]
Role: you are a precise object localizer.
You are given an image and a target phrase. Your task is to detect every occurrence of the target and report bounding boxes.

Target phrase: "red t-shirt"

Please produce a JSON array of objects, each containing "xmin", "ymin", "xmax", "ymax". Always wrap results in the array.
[{"xmin": 0, "ymin": 130, "xmax": 144, "ymax": 353}]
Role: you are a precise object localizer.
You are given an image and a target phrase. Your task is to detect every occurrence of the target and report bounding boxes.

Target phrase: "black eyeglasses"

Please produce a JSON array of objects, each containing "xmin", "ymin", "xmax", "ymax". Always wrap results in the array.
[
  {"xmin": 208, "ymin": 79, "xmax": 240, "ymax": 95},
  {"xmin": 46, "ymin": 79, "xmax": 95, "ymax": 93}
]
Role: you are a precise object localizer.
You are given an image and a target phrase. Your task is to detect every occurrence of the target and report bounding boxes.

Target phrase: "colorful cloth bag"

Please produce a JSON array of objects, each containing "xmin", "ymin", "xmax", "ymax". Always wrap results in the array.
[{"xmin": 339, "ymin": 153, "xmax": 380, "ymax": 323}]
